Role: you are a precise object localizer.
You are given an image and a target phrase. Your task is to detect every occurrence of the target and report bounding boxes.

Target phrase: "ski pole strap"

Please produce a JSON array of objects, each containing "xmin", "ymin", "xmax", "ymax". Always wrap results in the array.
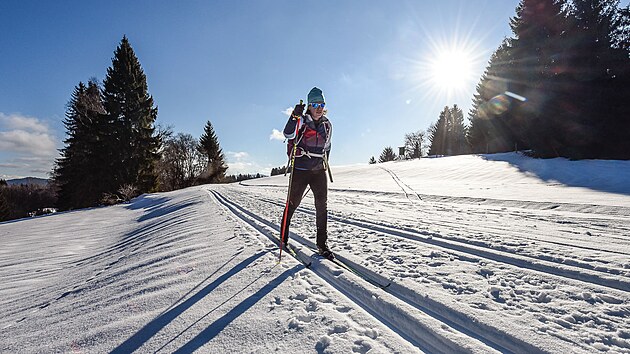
[{"xmin": 296, "ymin": 147, "xmax": 325, "ymax": 158}]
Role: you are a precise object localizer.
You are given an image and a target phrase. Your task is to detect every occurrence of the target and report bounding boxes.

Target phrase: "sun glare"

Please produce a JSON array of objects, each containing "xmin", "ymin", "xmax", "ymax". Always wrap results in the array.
[
  {"xmin": 400, "ymin": 23, "xmax": 488, "ymax": 112},
  {"xmin": 429, "ymin": 48, "xmax": 476, "ymax": 91}
]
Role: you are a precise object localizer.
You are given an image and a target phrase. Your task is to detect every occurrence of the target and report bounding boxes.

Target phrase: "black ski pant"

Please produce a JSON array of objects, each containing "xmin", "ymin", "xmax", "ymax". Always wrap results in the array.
[{"xmin": 280, "ymin": 169, "xmax": 328, "ymax": 248}]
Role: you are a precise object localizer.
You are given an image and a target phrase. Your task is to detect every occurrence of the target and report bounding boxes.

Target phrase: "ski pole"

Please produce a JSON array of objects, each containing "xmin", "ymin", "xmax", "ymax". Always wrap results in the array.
[{"xmin": 279, "ymin": 100, "xmax": 303, "ymax": 262}]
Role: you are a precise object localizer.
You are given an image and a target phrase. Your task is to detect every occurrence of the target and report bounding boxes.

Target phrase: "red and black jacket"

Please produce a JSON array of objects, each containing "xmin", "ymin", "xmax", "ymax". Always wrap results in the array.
[{"xmin": 283, "ymin": 114, "xmax": 332, "ymax": 171}]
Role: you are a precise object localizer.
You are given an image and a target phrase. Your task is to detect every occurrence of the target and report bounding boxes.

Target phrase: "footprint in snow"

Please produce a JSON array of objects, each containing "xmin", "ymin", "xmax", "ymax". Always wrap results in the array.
[
  {"xmin": 291, "ymin": 293, "xmax": 308, "ymax": 301},
  {"xmin": 388, "ymin": 256, "xmax": 404, "ymax": 264},
  {"xmin": 315, "ymin": 335, "xmax": 332, "ymax": 353},
  {"xmin": 366, "ymin": 255, "xmax": 383, "ymax": 263},
  {"xmin": 352, "ymin": 339, "xmax": 372, "ymax": 354},
  {"xmin": 363, "ymin": 328, "xmax": 379, "ymax": 339},
  {"xmin": 327, "ymin": 324, "xmax": 349, "ymax": 335},
  {"xmin": 489, "ymin": 287, "xmax": 503, "ymax": 301},
  {"xmin": 478, "ymin": 268, "xmax": 494, "ymax": 278},
  {"xmin": 288, "ymin": 318, "xmax": 305, "ymax": 331},
  {"xmin": 305, "ymin": 300, "xmax": 319, "ymax": 312},
  {"xmin": 336, "ymin": 306, "xmax": 352, "ymax": 313},
  {"xmin": 296, "ymin": 314, "xmax": 314, "ymax": 323}
]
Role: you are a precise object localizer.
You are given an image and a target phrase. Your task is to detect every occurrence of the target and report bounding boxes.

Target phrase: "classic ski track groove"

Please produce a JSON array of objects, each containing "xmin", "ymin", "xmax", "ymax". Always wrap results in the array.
[
  {"xmin": 208, "ymin": 189, "xmax": 558, "ymax": 354},
  {"xmin": 324, "ymin": 193, "xmax": 630, "ymax": 257},
  {"xmin": 326, "ymin": 190, "xmax": 630, "ymax": 252},
  {"xmin": 272, "ymin": 167, "xmax": 630, "ymax": 250},
  {"xmin": 226, "ymin": 189, "xmax": 630, "ymax": 293},
  {"xmin": 238, "ymin": 181, "xmax": 630, "ymax": 217},
  {"xmin": 334, "ymin": 193, "xmax": 630, "ymax": 254}
]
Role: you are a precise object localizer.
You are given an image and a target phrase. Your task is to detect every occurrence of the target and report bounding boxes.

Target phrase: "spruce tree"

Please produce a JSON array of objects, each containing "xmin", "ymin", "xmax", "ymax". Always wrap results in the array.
[
  {"xmin": 0, "ymin": 191, "xmax": 9, "ymax": 222},
  {"xmin": 54, "ymin": 80, "xmax": 105, "ymax": 209},
  {"xmin": 378, "ymin": 147, "xmax": 397, "ymax": 162},
  {"xmin": 562, "ymin": 0, "xmax": 630, "ymax": 158},
  {"xmin": 101, "ymin": 36, "xmax": 160, "ymax": 195},
  {"xmin": 449, "ymin": 105, "xmax": 469, "ymax": 155},
  {"xmin": 429, "ymin": 105, "xmax": 469, "ymax": 156},
  {"xmin": 428, "ymin": 107, "xmax": 450, "ymax": 156},
  {"xmin": 198, "ymin": 120, "xmax": 228, "ymax": 183},
  {"xmin": 508, "ymin": 0, "xmax": 566, "ymax": 157},
  {"xmin": 369, "ymin": 156, "xmax": 377, "ymax": 164},
  {"xmin": 467, "ymin": 40, "xmax": 517, "ymax": 154}
]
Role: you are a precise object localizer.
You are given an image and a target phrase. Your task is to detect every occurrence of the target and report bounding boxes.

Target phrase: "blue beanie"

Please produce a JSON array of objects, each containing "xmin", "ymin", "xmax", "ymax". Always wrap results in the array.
[{"xmin": 307, "ymin": 87, "xmax": 325, "ymax": 104}]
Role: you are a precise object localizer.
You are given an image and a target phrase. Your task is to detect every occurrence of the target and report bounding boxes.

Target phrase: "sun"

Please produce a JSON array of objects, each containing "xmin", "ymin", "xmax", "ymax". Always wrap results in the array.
[
  {"xmin": 400, "ymin": 27, "xmax": 488, "ymax": 110},
  {"xmin": 428, "ymin": 48, "xmax": 476, "ymax": 92}
]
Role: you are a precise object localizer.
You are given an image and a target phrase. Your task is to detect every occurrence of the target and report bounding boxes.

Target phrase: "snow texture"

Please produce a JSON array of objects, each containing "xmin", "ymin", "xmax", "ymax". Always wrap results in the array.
[{"xmin": 1, "ymin": 152, "xmax": 629, "ymax": 353}]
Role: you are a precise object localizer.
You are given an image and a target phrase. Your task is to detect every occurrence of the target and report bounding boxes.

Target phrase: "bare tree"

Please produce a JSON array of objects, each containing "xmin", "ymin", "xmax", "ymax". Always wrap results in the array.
[
  {"xmin": 403, "ymin": 130, "xmax": 426, "ymax": 159},
  {"xmin": 157, "ymin": 133, "xmax": 205, "ymax": 191}
]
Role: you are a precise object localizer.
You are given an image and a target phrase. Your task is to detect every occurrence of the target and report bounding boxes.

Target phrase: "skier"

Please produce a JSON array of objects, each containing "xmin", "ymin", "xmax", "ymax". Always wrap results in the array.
[{"xmin": 280, "ymin": 87, "xmax": 334, "ymax": 259}]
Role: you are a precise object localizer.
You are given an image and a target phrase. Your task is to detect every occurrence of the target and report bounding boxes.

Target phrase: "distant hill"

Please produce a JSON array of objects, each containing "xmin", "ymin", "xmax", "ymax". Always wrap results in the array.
[{"xmin": 6, "ymin": 177, "xmax": 49, "ymax": 186}]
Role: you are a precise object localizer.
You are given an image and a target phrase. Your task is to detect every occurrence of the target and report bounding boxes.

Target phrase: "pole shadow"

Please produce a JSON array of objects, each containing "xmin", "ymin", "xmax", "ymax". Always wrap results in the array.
[
  {"xmin": 172, "ymin": 265, "xmax": 300, "ymax": 353},
  {"xmin": 110, "ymin": 251, "xmax": 265, "ymax": 354}
]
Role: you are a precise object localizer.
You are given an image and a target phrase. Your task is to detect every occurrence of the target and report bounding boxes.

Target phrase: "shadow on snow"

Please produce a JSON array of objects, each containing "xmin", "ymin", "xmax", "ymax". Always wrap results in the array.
[
  {"xmin": 481, "ymin": 152, "xmax": 630, "ymax": 196},
  {"xmin": 110, "ymin": 251, "xmax": 277, "ymax": 353}
]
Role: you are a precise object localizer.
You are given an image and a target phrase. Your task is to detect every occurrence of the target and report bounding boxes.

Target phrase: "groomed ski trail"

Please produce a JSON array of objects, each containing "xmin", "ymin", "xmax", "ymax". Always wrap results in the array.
[{"xmin": 209, "ymin": 188, "xmax": 565, "ymax": 354}]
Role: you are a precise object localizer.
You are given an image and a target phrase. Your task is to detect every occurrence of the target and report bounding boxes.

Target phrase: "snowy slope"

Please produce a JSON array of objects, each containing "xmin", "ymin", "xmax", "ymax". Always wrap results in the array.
[{"xmin": 1, "ymin": 152, "xmax": 629, "ymax": 353}]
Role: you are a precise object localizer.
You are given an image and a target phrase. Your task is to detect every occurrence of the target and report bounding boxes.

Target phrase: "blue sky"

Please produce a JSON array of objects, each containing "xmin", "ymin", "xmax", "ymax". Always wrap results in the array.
[{"xmin": 0, "ymin": 0, "xmax": 524, "ymax": 179}]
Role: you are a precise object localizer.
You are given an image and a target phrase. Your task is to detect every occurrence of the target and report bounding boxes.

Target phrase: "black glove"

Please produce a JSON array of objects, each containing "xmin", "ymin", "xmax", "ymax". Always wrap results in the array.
[{"xmin": 291, "ymin": 102, "xmax": 305, "ymax": 119}]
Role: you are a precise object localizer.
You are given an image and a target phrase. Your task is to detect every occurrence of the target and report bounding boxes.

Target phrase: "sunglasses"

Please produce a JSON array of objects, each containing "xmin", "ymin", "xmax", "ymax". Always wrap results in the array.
[{"xmin": 309, "ymin": 102, "xmax": 326, "ymax": 108}]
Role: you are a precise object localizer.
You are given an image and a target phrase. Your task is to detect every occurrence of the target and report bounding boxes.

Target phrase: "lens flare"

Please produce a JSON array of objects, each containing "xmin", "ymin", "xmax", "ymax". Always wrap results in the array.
[{"xmin": 488, "ymin": 94, "xmax": 510, "ymax": 115}]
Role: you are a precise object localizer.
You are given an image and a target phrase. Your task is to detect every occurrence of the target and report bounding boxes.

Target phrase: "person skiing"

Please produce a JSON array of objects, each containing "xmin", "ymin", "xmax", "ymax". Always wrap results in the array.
[{"xmin": 280, "ymin": 87, "xmax": 333, "ymax": 259}]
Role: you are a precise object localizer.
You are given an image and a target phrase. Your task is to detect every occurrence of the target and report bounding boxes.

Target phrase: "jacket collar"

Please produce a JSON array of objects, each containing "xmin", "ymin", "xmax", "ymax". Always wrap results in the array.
[{"xmin": 304, "ymin": 114, "xmax": 328, "ymax": 125}]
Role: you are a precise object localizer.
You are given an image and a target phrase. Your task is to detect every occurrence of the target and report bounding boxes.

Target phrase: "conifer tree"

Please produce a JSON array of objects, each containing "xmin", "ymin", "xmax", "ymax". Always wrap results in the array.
[
  {"xmin": 0, "ymin": 191, "xmax": 9, "ymax": 222},
  {"xmin": 101, "ymin": 36, "xmax": 160, "ymax": 195},
  {"xmin": 428, "ymin": 107, "xmax": 450, "ymax": 156},
  {"xmin": 368, "ymin": 156, "xmax": 377, "ymax": 164},
  {"xmin": 508, "ymin": 0, "xmax": 566, "ymax": 157},
  {"xmin": 449, "ymin": 105, "xmax": 469, "ymax": 155},
  {"xmin": 429, "ymin": 105, "xmax": 469, "ymax": 156},
  {"xmin": 378, "ymin": 147, "xmax": 397, "ymax": 162},
  {"xmin": 496, "ymin": 0, "xmax": 630, "ymax": 158},
  {"xmin": 198, "ymin": 120, "xmax": 228, "ymax": 183},
  {"xmin": 562, "ymin": 0, "xmax": 630, "ymax": 158},
  {"xmin": 54, "ymin": 80, "xmax": 105, "ymax": 209},
  {"xmin": 467, "ymin": 40, "xmax": 514, "ymax": 153}
]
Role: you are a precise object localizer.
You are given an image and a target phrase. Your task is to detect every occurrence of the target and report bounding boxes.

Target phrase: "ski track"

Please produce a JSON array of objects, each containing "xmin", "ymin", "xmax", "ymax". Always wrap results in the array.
[
  {"xmin": 224, "ymin": 189, "xmax": 630, "ymax": 292},
  {"xmin": 349, "ymin": 196, "xmax": 630, "ymax": 256},
  {"xmin": 379, "ymin": 166, "xmax": 422, "ymax": 202},
  {"xmin": 236, "ymin": 183, "xmax": 630, "ymax": 273},
  {"xmin": 211, "ymin": 188, "xmax": 629, "ymax": 351},
  {"xmin": 238, "ymin": 181, "xmax": 630, "ymax": 217},
  {"xmin": 209, "ymin": 189, "xmax": 520, "ymax": 354},
  {"xmin": 323, "ymin": 193, "xmax": 630, "ymax": 266},
  {"xmin": 207, "ymin": 188, "xmax": 628, "ymax": 353}
]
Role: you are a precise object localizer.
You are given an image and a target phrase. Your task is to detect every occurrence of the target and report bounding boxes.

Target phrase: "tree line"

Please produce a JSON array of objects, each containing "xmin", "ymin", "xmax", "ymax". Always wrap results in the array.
[
  {"xmin": 1, "ymin": 36, "xmax": 267, "ymax": 221},
  {"xmin": 372, "ymin": 0, "xmax": 629, "ymax": 163},
  {"xmin": 52, "ymin": 36, "xmax": 231, "ymax": 211},
  {"xmin": 0, "ymin": 180, "xmax": 57, "ymax": 222}
]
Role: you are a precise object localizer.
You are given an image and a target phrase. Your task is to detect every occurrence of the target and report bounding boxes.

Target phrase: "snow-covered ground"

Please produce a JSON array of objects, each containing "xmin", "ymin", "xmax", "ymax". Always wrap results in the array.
[{"xmin": 1, "ymin": 152, "xmax": 629, "ymax": 353}]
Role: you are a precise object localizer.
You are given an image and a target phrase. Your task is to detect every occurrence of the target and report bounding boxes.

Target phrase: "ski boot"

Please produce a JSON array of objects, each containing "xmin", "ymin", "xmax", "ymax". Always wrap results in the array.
[{"xmin": 318, "ymin": 244, "xmax": 335, "ymax": 260}]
